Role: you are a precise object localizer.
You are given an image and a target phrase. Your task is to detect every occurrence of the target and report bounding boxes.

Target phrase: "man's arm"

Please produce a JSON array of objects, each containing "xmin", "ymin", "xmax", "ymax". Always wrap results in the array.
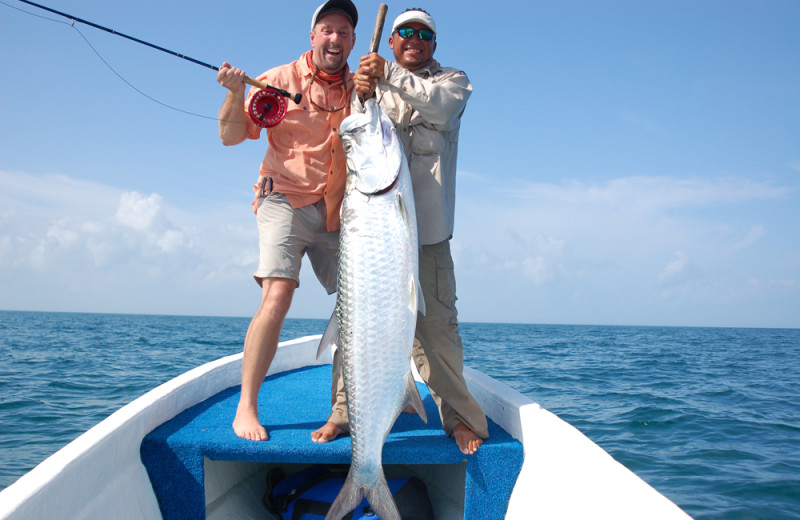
[
  {"xmin": 217, "ymin": 62, "xmax": 251, "ymax": 146},
  {"xmin": 382, "ymin": 61, "xmax": 472, "ymax": 129},
  {"xmin": 355, "ymin": 53, "xmax": 471, "ymax": 128}
]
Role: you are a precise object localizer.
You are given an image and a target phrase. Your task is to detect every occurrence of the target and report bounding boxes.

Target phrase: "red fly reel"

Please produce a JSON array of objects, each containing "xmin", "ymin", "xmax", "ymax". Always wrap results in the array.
[{"xmin": 248, "ymin": 87, "xmax": 287, "ymax": 128}]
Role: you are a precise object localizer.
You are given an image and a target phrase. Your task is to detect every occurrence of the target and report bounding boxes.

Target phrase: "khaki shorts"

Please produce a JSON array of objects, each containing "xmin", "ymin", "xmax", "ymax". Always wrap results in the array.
[{"xmin": 254, "ymin": 193, "xmax": 339, "ymax": 294}]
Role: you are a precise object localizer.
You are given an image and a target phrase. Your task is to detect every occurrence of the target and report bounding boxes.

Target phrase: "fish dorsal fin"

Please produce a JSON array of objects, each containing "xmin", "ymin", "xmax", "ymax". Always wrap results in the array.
[
  {"xmin": 403, "ymin": 373, "xmax": 428, "ymax": 423},
  {"xmin": 316, "ymin": 311, "xmax": 339, "ymax": 359}
]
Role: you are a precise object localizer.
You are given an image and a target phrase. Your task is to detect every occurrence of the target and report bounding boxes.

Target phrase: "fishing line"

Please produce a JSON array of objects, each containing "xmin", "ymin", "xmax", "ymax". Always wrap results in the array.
[
  {"xmin": 3, "ymin": 0, "xmax": 291, "ymax": 124},
  {"xmin": 2, "ymin": 0, "xmax": 220, "ymax": 121},
  {"xmin": 71, "ymin": 23, "xmax": 219, "ymax": 121}
]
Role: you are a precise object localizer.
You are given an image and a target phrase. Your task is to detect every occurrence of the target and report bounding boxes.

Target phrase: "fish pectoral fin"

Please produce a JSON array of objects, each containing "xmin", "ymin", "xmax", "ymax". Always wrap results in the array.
[
  {"xmin": 397, "ymin": 192, "xmax": 409, "ymax": 227},
  {"xmin": 404, "ymin": 374, "xmax": 428, "ymax": 424},
  {"xmin": 415, "ymin": 274, "xmax": 426, "ymax": 316},
  {"xmin": 316, "ymin": 311, "xmax": 340, "ymax": 360},
  {"xmin": 365, "ymin": 471, "xmax": 402, "ymax": 520},
  {"xmin": 408, "ymin": 274, "xmax": 426, "ymax": 316}
]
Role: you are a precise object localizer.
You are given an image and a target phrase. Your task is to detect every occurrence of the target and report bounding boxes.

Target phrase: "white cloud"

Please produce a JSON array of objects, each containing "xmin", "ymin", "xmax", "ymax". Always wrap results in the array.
[
  {"xmin": 660, "ymin": 250, "xmax": 689, "ymax": 280},
  {"xmin": 520, "ymin": 234, "xmax": 568, "ymax": 286},
  {"xmin": 732, "ymin": 225, "xmax": 766, "ymax": 251},
  {"xmin": 453, "ymin": 173, "xmax": 799, "ymax": 327},
  {"xmin": 2, "ymin": 169, "xmax": 797, "ymax": 327},
  {"xmin": 497, "ymin": 176, "xmax": 790, "ymax": 213},
  {"xmin": 16, "ymin": 190, "xmax": 192, "ymax": 270},
  {"xmin": 115, "ymin": 192, "xmax": 169, "ymax": 232},
  {"xmin": 0, "ymin": 170, "xmax": 260, "ymax": 316}
]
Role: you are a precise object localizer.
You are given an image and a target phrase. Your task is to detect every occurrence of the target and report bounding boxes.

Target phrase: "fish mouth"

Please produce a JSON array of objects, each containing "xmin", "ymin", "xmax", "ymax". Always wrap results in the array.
[
  {"xmin": 339, "ymin": 112, "xmax": 370, "ymax": 135},
  {"xmin": 340, "ymin": 97, "xmax": 380, "ymax": 135},
  {"xmin": 339, "ymin": 100, "xmax": 401, "ymax": 195}
]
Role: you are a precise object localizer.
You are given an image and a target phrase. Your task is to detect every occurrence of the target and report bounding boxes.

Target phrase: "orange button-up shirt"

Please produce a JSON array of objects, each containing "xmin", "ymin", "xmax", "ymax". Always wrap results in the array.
[{"xmin": 245, "ymin": 50, "xmax": 353, "ymax": 231}]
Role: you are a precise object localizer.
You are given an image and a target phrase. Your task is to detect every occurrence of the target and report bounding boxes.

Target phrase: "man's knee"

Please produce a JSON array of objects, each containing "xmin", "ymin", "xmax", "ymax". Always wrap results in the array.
[{"xmin": 257, "ymin": 278, "xmax": 296, "ymax": 318}]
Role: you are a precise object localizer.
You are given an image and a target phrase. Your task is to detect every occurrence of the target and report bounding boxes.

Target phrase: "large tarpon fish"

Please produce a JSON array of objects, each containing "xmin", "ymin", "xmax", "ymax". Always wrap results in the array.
[{"xmin": 318, "ymin": 98, "xmax": 427, "ymax": 520}]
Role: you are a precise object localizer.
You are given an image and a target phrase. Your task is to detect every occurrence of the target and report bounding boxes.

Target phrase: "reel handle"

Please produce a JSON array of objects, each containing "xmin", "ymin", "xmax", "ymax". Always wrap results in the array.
[{"xmin": 244, "ymin": 76, "xmax": 302, "ymax": 104}]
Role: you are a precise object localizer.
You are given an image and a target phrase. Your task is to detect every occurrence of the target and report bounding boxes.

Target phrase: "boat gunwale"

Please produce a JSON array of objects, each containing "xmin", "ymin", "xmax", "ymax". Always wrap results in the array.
[{"xmin": 0, "ymin": 335, "xmax": 331, "ymax": 519}]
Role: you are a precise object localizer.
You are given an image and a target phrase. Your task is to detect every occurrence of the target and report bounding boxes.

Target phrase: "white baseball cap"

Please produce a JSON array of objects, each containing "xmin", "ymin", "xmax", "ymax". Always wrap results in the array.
[{"xmin": 391, "ymin": 9, "xmax": 436, "ymax": 34}]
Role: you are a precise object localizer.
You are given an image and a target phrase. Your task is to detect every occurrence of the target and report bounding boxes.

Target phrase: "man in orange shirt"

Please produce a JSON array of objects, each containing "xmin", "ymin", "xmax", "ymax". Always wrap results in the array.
[{"xmin": 216, "ymin": 0, "xmax": 357, "ymax": 441}]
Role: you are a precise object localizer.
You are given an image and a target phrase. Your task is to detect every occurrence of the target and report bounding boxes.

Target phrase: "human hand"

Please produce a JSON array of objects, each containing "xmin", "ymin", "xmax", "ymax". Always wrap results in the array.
[
  {"xmin": 354, "ymin": 71, "xmax": 377, "ymax": 99},
  {"xmin": 217, "ymin": 62, "xmax": 246, "ymax": 94},
  {"xmin": 358, "ymin": 53, "xmax": 386, "ymax": 80}
]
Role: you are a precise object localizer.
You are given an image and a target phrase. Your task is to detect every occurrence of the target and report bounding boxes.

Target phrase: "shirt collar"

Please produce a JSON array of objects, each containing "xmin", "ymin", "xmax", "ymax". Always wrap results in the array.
[
  {"xmin": 413, "ymin": 58, "xmax": 441, "ymax": 77},
  {"xmin": 299, "ymin": 50, "xmax": 352, "ymax": 86}
]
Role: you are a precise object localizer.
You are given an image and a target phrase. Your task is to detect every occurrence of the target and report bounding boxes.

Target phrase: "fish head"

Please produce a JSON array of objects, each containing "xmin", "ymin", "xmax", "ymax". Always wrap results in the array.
[{"xmin": 339, "ymin": 98, "xmax": 402, "ymax": 195}]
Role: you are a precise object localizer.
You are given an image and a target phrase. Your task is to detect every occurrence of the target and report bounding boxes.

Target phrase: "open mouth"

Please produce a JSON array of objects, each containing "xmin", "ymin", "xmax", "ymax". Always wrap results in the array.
[{"xmin": 402, "ymin": 46, "xmax": 424, "ymax": 55}]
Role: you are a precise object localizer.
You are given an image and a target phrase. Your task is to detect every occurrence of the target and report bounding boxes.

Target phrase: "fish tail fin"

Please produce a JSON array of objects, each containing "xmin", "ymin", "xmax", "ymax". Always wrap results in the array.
[
  {"xmin": 325, "ymin": 472, "xmax": 365, "ymax": 520},
  {"xmin": 365, "ymin": 471, "xmax": 402, "ymax": 520},
  {"xmin": 403, "ymin": 374, "xmax": 428, "ymax": 423},
  {"xmin": 316, "ymin": 310, "xmax": 339, "ymax": 360}
]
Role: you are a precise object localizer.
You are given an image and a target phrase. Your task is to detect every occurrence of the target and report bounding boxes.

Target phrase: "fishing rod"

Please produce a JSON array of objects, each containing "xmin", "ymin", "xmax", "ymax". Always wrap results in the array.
[{"xmin": 17, "ymin": 0, "xmax": 300, "ymax": 127}]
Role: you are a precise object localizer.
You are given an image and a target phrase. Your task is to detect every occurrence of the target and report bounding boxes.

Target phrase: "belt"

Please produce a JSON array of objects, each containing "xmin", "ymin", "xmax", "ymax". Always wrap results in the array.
[{"xmin": 260, "ymin": 176, "xmax": 274, "ymax": 196}]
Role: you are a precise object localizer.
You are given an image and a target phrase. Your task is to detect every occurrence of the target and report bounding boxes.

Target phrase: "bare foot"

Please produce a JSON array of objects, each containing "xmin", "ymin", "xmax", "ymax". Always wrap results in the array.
[
  {"xmin": 451, "ymin": 422, "xmax": 484, "ymax": 455},
  {"xmin": 232, "ymin": 405, "xmax": 268, "ymax": 441},
  {"xmin": 311, "ymin": 421, "xmax": 347, "ymax": 443}
]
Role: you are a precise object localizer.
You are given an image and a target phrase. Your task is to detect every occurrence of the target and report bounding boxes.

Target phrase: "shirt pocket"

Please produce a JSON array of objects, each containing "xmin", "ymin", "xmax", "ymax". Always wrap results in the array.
[{"xmin": 410, "ymin": 126, "xmax": 445, "ymax": 155}]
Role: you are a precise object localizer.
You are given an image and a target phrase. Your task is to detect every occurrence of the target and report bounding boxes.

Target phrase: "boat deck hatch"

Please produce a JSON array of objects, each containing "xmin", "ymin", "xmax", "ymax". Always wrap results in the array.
[{"xmin": 141, "ymin": 365, "xmax": 524, "ymax": 519}]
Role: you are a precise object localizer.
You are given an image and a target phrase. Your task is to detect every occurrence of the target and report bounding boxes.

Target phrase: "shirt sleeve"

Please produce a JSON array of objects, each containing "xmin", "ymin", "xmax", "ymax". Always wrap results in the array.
[{"xmin": 380, "ymin": 62, "xmax": 472, "ymax": 130}]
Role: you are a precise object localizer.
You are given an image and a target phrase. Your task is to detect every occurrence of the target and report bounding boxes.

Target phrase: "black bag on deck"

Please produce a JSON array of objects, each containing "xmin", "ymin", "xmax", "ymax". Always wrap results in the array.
[{"xmin": 263, "ymin": 465, "xmax": 435, "ymax": 520}]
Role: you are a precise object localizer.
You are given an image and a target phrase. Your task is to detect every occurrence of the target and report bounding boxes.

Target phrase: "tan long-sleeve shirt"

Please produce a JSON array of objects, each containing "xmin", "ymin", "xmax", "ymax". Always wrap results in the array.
[{"xmin": 355, "ymin": 58, "xmax": 472, "ymax": 245}]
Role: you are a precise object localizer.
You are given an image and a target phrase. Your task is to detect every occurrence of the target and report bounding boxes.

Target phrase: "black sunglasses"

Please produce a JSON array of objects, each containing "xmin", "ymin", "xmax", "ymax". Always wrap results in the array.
[{"xmin": 395, "ymin": 27, "xmax": 434, "ymax": 41}]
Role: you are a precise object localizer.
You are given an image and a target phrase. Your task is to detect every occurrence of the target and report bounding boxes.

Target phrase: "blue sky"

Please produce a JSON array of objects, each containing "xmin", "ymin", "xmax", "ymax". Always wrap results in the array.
[{"xmin": 1, "ymin": 0, "xmax": 798, "ymax": 328}]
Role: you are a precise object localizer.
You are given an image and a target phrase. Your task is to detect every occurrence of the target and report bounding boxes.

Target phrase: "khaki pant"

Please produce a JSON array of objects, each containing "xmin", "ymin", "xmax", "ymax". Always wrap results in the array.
[{"xmin": 328, "ymin": 240, "xmax": 489, "ymax": 439}]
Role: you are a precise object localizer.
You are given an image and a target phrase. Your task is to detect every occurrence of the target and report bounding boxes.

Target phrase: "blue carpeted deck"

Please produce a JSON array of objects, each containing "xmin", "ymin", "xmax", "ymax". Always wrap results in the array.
[{"xmin": 141, "ymin": 365, "xmax": 524, "ymax": 519}]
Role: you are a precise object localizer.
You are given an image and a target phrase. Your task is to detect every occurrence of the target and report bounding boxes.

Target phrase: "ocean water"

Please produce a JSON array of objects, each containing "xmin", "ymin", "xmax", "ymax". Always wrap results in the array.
[{"xmin": 1, "ymin": 311, "xmax": 798, "ymax": 519}]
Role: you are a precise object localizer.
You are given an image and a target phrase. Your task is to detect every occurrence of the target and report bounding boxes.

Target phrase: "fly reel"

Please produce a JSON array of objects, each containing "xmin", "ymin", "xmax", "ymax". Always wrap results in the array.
[{"xmin": 248, "ymin": 87, "xmax": 288, "ymax": 128}]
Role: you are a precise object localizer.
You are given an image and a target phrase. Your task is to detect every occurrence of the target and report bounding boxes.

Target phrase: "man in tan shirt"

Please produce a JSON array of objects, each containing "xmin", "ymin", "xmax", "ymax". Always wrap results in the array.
[{"xmin": 216, "ymin": 0, "xmax": 357, "ymax": 441}]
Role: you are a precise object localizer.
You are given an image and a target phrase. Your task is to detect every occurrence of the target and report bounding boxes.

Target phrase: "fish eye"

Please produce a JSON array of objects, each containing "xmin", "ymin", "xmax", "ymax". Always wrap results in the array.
[{"xmin": 343, "ymin": 141, "xmax": 352, "ymax": 153}]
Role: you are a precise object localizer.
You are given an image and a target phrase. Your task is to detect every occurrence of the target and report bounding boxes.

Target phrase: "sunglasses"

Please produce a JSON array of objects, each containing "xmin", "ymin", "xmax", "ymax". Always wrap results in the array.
[{"xmin": 395, "ymin": 27, "xmax": 435, "ymax": 41}]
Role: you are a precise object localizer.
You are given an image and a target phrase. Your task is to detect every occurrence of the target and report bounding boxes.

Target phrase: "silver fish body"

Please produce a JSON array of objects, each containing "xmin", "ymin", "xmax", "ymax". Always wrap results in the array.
[{"xmin": 319, "ymin": 99, "xmax": 427, "ymax": 520}]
